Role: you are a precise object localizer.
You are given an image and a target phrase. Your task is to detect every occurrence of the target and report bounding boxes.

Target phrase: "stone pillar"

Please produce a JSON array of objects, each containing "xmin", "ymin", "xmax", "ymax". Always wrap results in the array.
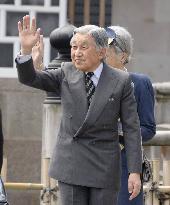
[
  {"xmin": 41, "ymin": 24, "xmax": 76, "ymax": 205},
  {"xmin": 153, "ymin": 82, "xmax": 170, "ymax": 205}
]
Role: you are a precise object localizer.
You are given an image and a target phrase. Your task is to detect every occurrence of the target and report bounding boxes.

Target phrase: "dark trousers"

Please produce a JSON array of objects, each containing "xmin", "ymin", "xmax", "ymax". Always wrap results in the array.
[{"xmin": 58, "ymin": 181, "xmax": 118, "ymax": 205}]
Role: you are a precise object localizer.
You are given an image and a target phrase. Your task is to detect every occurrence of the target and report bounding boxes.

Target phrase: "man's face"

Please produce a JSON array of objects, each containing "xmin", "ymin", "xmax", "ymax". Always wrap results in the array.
[{"xmin": 71, "ymin": 33, "xmax": 105, "ymax": 72}]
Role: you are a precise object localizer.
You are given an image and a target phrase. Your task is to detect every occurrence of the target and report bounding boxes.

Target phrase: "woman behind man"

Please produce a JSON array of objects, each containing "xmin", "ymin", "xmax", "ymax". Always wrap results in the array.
[{"xmin": 105, "ymin": 26, "xmax": 156, "ymax": 205}]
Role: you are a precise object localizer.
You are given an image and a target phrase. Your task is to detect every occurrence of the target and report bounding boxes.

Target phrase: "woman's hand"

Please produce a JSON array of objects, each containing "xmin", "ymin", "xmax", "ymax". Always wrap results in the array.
[
  {"xmin": 32, "ymin": 35, "xmax": 44, "ymax": 70},
  {"xmin": 18, "ymin": 15, "xmax": 41, "ymax": 55}
]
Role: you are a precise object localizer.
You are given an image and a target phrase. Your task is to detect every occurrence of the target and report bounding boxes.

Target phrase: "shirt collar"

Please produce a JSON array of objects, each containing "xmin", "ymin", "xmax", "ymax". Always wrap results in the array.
[{"xmin": 93, "ymin": 63, "xmax": 103, "ymax": 79}]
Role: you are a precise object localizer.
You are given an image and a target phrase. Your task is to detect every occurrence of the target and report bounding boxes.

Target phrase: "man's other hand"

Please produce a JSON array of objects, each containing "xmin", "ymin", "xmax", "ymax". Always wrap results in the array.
[{"xmin": 128, "ymin": 173, "xmax": 141, "ymax": 200}]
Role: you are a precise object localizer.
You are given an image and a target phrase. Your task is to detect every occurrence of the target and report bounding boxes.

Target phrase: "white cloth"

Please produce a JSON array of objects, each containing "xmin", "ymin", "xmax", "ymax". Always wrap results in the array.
[{"xmin": 16, "ymin": 54, "xmax": 31, "ymax": 64}]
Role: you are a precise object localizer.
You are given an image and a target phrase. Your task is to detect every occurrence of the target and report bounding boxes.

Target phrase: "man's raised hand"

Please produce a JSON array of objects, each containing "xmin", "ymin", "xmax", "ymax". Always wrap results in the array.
[{"xmin": 18, "ymin": 15, "xmax": 41, "ymax": 55}]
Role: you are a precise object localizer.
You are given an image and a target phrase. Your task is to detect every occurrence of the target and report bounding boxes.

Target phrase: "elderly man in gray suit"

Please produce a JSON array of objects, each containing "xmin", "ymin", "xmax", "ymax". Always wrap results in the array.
[{"xmin": 16, "ymin": 15, "xmax": 142, "ymax": 205}]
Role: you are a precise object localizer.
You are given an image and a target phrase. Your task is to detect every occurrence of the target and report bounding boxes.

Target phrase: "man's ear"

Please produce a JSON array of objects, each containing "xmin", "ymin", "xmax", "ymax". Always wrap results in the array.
[{"xmin": 98, "ymin": 48, "xmax": 107, "ymax": 60}]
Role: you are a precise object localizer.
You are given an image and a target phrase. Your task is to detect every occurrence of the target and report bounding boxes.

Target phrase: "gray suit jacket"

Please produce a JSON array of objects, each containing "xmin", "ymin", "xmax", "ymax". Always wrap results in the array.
[{"xmin": 16, "ymin": 59, "xmax": 142, "ymax": 190}]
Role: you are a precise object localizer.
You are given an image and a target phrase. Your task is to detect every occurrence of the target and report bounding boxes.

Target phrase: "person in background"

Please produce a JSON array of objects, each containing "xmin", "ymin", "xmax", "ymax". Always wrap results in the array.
[
  {"xmin": 0, "ymin": 109, "xmax": 4, "ymax": 173},
  {"xmin": 0, "ymin": 109, "xmax": 9, "ymax": 204},
  {"xmin": 106, "ymin": 25, "xmax": 156, "ymax": 205},
  {"xmin": 16, "ymin": 15, "xmax": 143, "ymax": 205}
]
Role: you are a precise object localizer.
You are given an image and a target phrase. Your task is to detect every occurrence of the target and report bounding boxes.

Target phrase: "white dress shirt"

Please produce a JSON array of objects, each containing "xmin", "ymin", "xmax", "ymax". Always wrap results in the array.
[{"xmin": 89, "ymin": 63, "xmax": 103, "ymax": 87}]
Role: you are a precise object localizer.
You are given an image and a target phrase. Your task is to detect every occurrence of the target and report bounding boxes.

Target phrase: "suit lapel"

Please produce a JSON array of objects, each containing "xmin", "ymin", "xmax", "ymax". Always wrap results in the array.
[
  {"xmin": 86, "ymin": 64, "xmax": 119, "ymax": 125},
  {"xmin": 74, "ymin": 63, "xmax": 120, "ymax": 136},
  {"xmin": 67, "ymin": 65, "xmax": 88, "ymax": 124}
]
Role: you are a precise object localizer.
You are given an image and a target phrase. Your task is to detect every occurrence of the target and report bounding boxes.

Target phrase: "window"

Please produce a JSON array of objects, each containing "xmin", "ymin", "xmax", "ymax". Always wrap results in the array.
[
  {"xmin": 0, "ymin": 0, "xmax": 67, "ymax": 78},
  {"xmin": 68, "ymin": 0, "xmax": 112, "ymax": 27},
  {"xmin": 0, "ymin": 43, "xmax": 13, "ymax": 67}
]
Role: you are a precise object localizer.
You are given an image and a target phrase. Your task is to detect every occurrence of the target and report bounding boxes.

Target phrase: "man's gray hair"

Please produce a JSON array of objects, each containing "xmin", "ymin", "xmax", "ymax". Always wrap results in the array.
[
  {"xmin": 108, "ymin": 26, "xmax": 133, "ymax": 64},
  {"xmin": 71, "ymin": 25, "xmax": 108, "ymax": 50}
]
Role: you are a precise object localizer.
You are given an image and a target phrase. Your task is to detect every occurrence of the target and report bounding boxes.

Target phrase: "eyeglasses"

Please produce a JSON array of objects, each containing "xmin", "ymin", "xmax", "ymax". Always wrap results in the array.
[{"xmin": 105, "ymin": 27, "xmax": 126, "ymax": 53}]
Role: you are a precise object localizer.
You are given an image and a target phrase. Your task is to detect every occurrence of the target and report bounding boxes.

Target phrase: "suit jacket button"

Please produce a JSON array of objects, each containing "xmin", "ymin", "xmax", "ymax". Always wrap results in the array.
[{"xmin": 109, "ymin": 97, "xmax": 114, "ymax": 102}]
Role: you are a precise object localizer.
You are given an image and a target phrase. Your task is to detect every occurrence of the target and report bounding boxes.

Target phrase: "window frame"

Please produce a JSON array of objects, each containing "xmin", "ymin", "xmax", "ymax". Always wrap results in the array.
[{"xmin": 0, "ymin": 0, "xmax": 68, "ymax": 78}]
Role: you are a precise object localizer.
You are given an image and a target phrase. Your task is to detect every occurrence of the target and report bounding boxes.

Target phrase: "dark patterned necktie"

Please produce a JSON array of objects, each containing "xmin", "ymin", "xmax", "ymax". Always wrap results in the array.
[{"xmin": 85, "ymin": 72, "xmax": 95, "ymax": 107}]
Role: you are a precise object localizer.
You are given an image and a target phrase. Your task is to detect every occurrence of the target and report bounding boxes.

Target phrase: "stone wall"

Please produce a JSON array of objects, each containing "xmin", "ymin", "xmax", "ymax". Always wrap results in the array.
[{"xmin": 111, "ymin": 0, "xmax": 170, "ymax": 83}]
